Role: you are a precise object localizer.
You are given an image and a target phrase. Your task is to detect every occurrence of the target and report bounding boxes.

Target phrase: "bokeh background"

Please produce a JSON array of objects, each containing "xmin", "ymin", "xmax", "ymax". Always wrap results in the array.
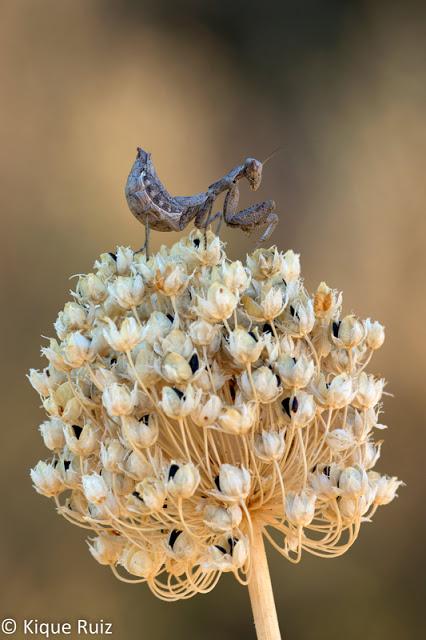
[{"xmin": 1, "ymin": 1, "xmax": 425, "ymax": 638}]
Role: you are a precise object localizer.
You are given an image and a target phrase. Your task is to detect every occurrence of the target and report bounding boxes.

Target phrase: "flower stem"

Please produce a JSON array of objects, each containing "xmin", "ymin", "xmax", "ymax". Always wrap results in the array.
[{"xmin": 248, "ymin": 522, "xmax": 282, "ymax": 640}]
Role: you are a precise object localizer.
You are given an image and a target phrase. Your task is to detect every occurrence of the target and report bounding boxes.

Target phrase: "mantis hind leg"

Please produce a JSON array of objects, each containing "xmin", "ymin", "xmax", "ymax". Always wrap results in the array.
[
  {"xmin": 144, "ymin": 220, "xmax": 150, "ymax": 258},
  {"xmin": 135, "ymin": 219, "xmax": 150, "ymax": 256}
]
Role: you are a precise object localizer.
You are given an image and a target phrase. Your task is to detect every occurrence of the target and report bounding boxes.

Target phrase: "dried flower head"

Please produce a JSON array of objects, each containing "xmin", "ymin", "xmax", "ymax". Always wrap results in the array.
[{"xmin": 29, "ymin": 229, "xmax": 401, "ymax": 600}]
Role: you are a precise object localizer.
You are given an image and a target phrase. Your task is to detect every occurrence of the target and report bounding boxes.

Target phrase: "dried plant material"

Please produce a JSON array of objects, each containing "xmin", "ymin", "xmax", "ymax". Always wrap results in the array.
[{"xmin": 29, "ymin": 228, "xmax": 401, "ymax": 611}]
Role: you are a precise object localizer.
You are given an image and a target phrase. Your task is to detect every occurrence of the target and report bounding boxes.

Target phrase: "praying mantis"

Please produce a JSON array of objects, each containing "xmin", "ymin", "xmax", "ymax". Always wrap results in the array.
[{"xmin": 125, "ymin": 147, "xmax": 278, "ymax": 255}]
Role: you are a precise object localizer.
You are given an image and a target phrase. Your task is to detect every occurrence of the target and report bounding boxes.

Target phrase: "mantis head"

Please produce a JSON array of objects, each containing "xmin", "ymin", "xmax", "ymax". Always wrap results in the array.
[{"xmin": 244, "ymin": 158, "xmax": 263, "ymax": 191}]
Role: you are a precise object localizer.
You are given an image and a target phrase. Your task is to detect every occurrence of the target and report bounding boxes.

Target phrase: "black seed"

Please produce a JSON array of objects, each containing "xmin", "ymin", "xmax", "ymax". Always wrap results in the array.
[
  {"xmin": 168, "ymin": 463, "xmax": 180, "ymax": 480},
  {"xmin": 323, "ymin": 466, "xmax": 331, "ymax": 478},
  {"xmin": 193, "ymin": 238, "xmax": 201, "ymax": 248},
  {"xmin": 332, "ymin": 321, "xmax": 341, "ymax": 338},
  {"xmin": 166, "ymin": 314, "xmax": 174, "ymax": 323},
  {"xmin": 53, "ymin": 460, "xmax": 58, "ymax": 468},
  {"xmin": 169, "ymin": 529, "xmax": 182, "ymax": 549},
  {"xmin": 64, "ymin": 460, "xmax": 71, "ymax": 471},
  {"xmin": 311, "ymin": 465, "xmax": 317, "ymax": 473},
  {"xmin": 189, "ymin": 353, "xmax": 199, "ymax": 374},
  {"xmin": 282, "ymin": 278, "xmax": 287, "ymax": 286},
  {"xmin": 282, "ymin": 397, "xmax": 291, "ymax": 417},
  {"xmin": 325, "ymin": 382, "xmax": 330, "ymax": 389},
  {"xmin": 291, "ymin": 397, "xmax": 299, "ymax": 413},
  {"xmin": 132, "ymin": 491, "xmax": 143, "ymax": 501},
  {"xmin": 229, "ymin": 380, "xmax": 236, "ymax": 401},
  {"xmin": 172, "ymin": 387, "xmax": 184, "ymax": 400},
  {"xmin": 111, "ymin": 357, "xmax": 117, "ymax": 365},
  {"xmin": 263, "ymin": 323, "xmax": 273, "ymax": 334},
  {"xmin": 163, "ymin": 503, "xmax": 168, "ymax": 509},
  {"xmin": 214, "ymin": 545, "xmax": 227, "ymax": 554},
  {"xmin": 46, "ymin": 369, "xmax": 50, "ymax": 377},
  {"xmin": 248, "ymin": 331, "xmax": 258, "ymax": 342},
  {"xmin": 139, "ymin": 415, "xmax": 149, "ymax": 425},
  {"xmin": 214, "ymin": 475, "xmax": 221, "ymax": 491},
  {"xmin": 292, "ymin": 357, "xmax": 297, "ymax": 364},
  {"xmin": 228, "ymin": 537, "xmax": 237, "ymax": 554},
  {"xmin": 108, "ymin": 252, "xmax": 117, "ymax": 262},
  {"xmin": 289, "ymin": 305, "xmax": 300, "ymax": 320},
  {"xmin": 72, "ymin": 425, "xmax": 83, "ymax": 439}
]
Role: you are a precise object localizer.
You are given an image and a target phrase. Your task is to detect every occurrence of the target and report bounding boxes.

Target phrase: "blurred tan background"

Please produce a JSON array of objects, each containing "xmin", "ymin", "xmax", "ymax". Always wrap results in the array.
[{"xmin": 1, "ymin": 1, "xmax": 425, "ymax": 638}]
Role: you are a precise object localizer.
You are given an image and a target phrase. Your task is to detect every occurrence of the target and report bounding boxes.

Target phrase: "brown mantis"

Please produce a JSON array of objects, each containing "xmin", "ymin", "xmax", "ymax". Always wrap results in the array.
[{"xmin": 125, "ymin": 147, "xmax": 278, "ymax": 256}]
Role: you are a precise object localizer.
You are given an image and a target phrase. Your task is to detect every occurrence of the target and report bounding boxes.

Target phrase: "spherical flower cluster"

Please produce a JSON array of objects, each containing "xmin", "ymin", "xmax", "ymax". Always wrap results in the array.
[{"xmin": 29, "ymin": 230, "xmax": 402, "ymax": 600}]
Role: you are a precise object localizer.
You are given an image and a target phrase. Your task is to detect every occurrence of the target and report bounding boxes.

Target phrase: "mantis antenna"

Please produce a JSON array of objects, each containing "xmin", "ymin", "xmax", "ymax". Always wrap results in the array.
[{"xmin": 262, "ymin": 146, "xmax": 283, "ymax": 166}]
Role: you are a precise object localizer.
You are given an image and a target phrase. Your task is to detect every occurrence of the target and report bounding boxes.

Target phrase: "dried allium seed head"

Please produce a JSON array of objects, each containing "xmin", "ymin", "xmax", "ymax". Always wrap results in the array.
[{"xmin": 29, "ymin": 229, "xmax": 401, "ymax": 600}]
